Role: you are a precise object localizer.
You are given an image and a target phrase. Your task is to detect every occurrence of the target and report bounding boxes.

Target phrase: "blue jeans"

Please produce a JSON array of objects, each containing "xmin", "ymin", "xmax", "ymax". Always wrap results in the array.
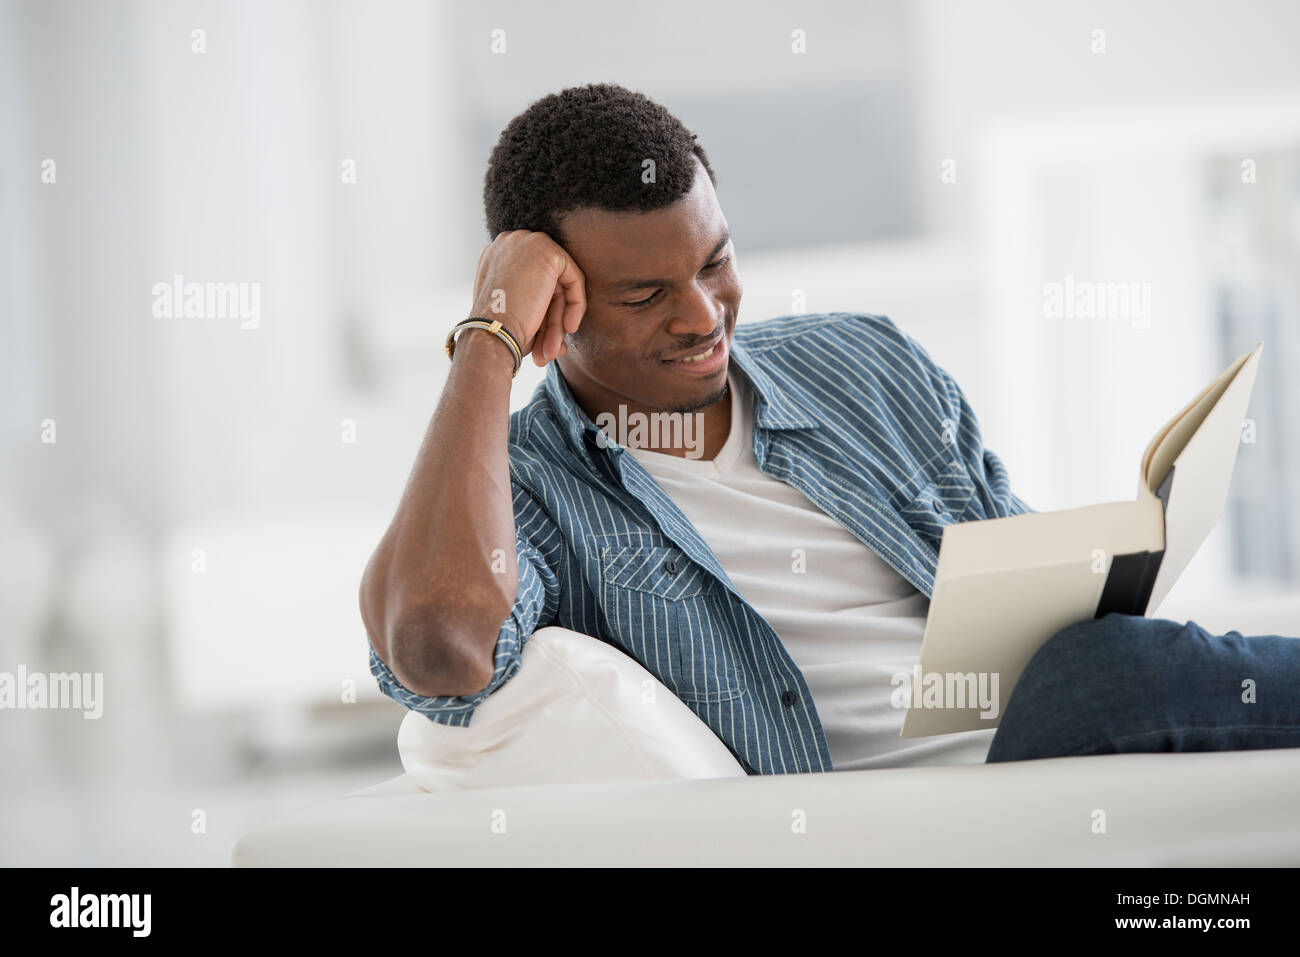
[{"xmin": 985, "ymin": 612, "xmax": 1300, "ymax": 762}]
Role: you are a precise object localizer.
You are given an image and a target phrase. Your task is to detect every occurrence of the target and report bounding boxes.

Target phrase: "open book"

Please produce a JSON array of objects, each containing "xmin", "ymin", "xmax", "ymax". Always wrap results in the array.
[{"xmin": 901, "ymin": 342, "xmax": 1264, "ymax": 738}]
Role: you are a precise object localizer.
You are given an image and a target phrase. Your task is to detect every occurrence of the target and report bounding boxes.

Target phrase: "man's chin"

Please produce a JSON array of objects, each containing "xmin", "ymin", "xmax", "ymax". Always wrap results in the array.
[{"xmin": 658, "ymin": 368, "xmax": 730, "ymax": 414}]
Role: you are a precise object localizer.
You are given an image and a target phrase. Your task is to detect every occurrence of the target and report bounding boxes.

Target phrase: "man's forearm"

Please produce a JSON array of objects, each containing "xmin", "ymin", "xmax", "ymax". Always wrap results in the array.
[{"xmin": 360, "ymin": 327, "xmax": 521, "ymax": 698}]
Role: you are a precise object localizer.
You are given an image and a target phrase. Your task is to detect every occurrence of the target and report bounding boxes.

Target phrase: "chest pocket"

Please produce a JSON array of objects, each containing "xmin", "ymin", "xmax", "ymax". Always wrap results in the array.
[
  {"xmin": 898, "ymin": 464, "xmax": 977, "ymax": 551},
  {"xmin": 597, "ymin": 543, "xmax": 745, "ymax": 705}
]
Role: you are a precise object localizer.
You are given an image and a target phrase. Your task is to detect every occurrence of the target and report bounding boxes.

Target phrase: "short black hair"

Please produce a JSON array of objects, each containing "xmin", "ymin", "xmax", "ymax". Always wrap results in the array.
[{"xmin": 483, "ymin": 82, "xmax": 717, "ymax": 244}]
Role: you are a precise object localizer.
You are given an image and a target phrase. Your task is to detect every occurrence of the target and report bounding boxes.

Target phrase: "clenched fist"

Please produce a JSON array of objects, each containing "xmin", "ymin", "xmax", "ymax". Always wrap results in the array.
[{"xmin": 468, "ymin": 231, "xmax": 588, "ymax": 366}]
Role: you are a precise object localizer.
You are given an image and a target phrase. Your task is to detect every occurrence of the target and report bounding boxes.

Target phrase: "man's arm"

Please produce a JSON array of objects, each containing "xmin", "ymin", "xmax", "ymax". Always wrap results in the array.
[
  {"xmin": 929, "ymin": 354, "xmax": 1035, "ymax": 517},
  {"xmin": 975, "ymin": 445, "xmax": 1036, "ymax": 517},
  {"xmin": 929, "ymin": 358, "xmax": 1035, "ymax": 518},
  {"xmin": 358, "ymin": 231, "xmax": 586, "ymax": 698},
  {"xmin": 366, "ymin": 479, "xmax": 564, "ymax": 724},
  {"xmin": 862, "ymin": 312, "xmax": 1035, "ymax": 519}
]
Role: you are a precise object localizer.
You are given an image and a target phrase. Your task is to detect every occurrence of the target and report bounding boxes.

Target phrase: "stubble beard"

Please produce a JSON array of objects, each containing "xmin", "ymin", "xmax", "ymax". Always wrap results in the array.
[{"xmin": 662, "ymin": 375, "xmax": 730, "ymax": 415}]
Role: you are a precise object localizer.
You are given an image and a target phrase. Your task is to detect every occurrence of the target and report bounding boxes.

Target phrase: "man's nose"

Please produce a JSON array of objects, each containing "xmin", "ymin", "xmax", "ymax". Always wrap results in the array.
[{"xmin": 668, "ymin": 284, "xmax": 723, "ymax": 338}]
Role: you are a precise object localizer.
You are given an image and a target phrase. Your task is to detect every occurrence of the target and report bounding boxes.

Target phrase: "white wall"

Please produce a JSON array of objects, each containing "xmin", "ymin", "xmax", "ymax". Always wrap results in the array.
[{"xmin": 914, "ymin": 0, "xmax": 1300, "ymax": 240}]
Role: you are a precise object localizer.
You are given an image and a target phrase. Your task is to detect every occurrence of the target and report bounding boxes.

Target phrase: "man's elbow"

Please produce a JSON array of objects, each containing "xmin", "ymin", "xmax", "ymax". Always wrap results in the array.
[
  {"xmin": 393, "ymin": 617, "xmax": 495, "ymax": 698},
  {"xmin": 373, "ymin": 605, "xmax": 500, "ymax": 699},
  {"xmin": 358, "ymin": 549, "xmax": 508, "ymax": 698}
]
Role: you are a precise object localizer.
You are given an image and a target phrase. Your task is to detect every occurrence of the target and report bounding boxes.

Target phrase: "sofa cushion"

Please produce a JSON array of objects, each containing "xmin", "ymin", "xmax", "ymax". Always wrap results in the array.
[
  {"xmin": 231, "ymin": 748, "xmax": 1300, "ymax": 866},
  {"xmin": 396, "ymin": 626, "xmax": 748, "ymax": 790}
]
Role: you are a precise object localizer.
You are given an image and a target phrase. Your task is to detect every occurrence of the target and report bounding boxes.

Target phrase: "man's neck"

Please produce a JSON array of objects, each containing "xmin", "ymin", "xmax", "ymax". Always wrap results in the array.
[
  {"xmin": 565, "ymin": 371, "xmax": 733, "ymax": 461},
  {"xmin": 667, "ymin": 387, "xmax": 731, "ymax": 460}
]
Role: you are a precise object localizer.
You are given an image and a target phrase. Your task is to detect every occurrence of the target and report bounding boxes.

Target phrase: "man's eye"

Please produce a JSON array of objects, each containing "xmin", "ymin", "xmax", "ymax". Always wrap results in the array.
[{"xmin": 622, "ymin": 259, "xmax": 729, "ymax": 308}]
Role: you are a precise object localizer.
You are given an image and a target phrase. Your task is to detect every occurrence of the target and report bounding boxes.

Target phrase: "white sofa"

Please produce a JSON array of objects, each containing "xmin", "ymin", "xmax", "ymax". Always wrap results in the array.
[{"xmin": 230, "ymin": 627, "xmax": 1300, "ymax": 866}]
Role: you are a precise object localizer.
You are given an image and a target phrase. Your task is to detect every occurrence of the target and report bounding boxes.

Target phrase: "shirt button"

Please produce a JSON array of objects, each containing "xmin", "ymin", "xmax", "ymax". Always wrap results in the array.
[
  {"xmin": 933, "ymin": 500, "xmax": 944, "ymax": 513},
  {"xmin": 664, "ymin": 559, "xmax": 678, "ymax": 574},
  {"xmin": 781, "ymin": 691, "xmax": 796, "ymax": 707}
]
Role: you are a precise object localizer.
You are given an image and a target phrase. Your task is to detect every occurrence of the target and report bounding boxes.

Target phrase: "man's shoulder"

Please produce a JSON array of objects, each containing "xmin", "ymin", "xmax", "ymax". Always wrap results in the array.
[
  {"xmin": 733, "ymin": 311, "xmax": 908, "ymax": 352},
  {"xmin": 734, "ymin": 311, "xmax": 956, "ymax": 445},
  {"xmin": 734, "ymin": 311, "xmax": 934, "ymax": 394}
]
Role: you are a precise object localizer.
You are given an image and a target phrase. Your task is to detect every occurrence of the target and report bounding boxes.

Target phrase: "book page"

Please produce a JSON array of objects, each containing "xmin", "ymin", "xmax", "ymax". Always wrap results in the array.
[
  {"xmin": 1141, "ymin": 344, "xmax": 1260, "ymax": 494},
  {"xmin": 1145, "ymin": 343, "xmax": 1263, "ymax": 614}
]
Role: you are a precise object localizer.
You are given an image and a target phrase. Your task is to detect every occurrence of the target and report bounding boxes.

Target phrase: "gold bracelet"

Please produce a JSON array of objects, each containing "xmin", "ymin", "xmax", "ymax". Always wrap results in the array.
[{"xmin": 444, "ymin": 317, "xmax": 523, "ymax": 378}]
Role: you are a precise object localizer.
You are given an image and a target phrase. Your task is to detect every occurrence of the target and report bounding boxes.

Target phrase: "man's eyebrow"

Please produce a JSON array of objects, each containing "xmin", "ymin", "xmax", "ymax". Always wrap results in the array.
[{"xmin": 608, "ymin": 230, "xmax": 732, "ymax": 292}]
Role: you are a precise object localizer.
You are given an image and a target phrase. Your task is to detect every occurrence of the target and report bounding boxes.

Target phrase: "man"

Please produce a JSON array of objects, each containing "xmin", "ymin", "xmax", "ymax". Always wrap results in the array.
[{"xmin": 359, "ymin": 83, "xmax": 1300, "ymax": 775}]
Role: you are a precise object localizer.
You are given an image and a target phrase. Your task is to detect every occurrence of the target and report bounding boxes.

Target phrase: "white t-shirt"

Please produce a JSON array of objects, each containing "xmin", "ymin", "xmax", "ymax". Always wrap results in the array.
[{"xmin": 625, "ymin": 371, "xmax": 996, "ymax": 769}]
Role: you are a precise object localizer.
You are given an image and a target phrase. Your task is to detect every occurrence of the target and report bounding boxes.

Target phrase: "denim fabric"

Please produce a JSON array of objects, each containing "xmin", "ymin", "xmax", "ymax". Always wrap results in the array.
[
  {"xmin": 369, "ymin": 312, "xmax": 1034, "ymax": 775},
  {"xmin": 987, "ymin": 612, "xmax": 1300, "ymax": 762}
]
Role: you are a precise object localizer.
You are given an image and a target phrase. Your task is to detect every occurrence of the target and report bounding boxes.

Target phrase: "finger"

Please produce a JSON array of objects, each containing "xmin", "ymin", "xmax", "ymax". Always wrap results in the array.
[
  {"xmin": 541, "ymin": 288, "xmax": 566, "ymax": 362},
  {"xmin": 555, "ymin": 253, "xmax": 587, "ymax": 334},
  {"xmin": 543, "ymin": 301, "xmax": 566, "ymax": 361}
]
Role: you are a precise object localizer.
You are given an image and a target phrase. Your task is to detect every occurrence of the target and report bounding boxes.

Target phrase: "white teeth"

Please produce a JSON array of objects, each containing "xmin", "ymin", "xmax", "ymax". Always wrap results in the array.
[{"xmin": 679, "ymin": 344, "xmax": 716, "ymax": 362}]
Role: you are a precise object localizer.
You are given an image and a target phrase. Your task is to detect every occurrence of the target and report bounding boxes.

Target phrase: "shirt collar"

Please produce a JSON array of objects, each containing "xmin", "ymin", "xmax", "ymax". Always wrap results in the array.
[{"xmin": 542, "ymin": 332, "xmax": 820, "ymax": 466}]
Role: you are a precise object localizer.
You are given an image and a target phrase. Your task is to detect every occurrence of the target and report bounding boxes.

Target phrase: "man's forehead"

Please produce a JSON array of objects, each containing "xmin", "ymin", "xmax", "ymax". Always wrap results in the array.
[
  {"xmin": 561, "ymin": 209, "xmax": 726, "ymax": 285},
  {"xmin": 558, "ymin": 161, "xmax": 724, "ymax": 283}
]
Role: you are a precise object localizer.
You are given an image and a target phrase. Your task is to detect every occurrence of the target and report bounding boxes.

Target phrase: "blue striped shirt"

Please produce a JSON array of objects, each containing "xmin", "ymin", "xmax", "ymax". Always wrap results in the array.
[{"xmin": 369, "ymin": 311, "xmax": 1034, "ymax": 775}]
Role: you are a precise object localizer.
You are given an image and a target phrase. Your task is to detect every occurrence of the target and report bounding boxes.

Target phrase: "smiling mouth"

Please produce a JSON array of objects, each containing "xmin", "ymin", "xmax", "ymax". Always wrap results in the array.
[
  {"xmin": 672, "ymin": 342, "xmax": 718, "ymax": 363},
  {"xmin": 659, "ymin": 332, "xmax": 729, "ymax": 377},
  {"xmin": 663, "ymin": 336, "xmax": 722, "ymax": 363}
]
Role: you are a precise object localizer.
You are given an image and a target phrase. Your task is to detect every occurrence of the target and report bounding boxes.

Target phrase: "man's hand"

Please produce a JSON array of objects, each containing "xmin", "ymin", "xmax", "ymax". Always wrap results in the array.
[{"xmin": 468, "ymin": 231, "xmax": 587, "ymax": 366}]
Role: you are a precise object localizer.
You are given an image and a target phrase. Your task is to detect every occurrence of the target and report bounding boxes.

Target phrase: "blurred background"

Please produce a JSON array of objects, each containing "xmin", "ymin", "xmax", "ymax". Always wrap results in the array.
[{"xmin": 2, "ymin": 0, "xmax": 1298, "ymax": 865}]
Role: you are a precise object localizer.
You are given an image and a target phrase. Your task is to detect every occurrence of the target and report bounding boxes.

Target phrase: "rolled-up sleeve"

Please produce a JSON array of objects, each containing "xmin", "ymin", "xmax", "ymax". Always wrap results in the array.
[{"xmin": 367, "ymin": 478, "xmax": 563, "ymax": 727}]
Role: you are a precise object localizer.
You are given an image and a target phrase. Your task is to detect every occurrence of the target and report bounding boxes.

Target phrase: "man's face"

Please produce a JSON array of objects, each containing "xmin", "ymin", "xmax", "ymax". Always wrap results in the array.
[{"xmin": 554, "ymin": 159, "xmax": 742, "ymax": 417}]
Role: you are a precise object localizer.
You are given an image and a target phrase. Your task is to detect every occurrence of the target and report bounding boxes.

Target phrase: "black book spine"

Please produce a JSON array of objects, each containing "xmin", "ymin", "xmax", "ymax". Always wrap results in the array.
[
  {"xmin": 1094, "ymin": 548, "xmax": 1165, "ymax": 618},
  {"xmin": 1094, "ymin": 462, "xmax": 1175, "ymax": 618}
]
